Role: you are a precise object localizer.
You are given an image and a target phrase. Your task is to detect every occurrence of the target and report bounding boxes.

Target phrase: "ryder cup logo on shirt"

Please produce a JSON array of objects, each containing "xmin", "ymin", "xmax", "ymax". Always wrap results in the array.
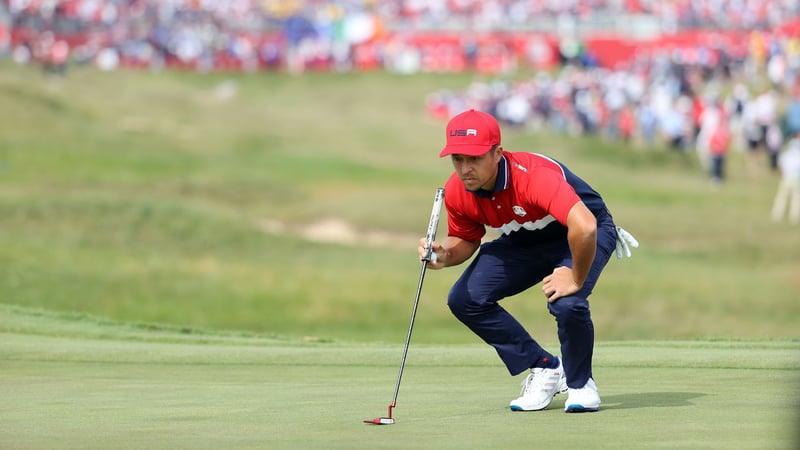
[{"xmin": 513, "ymin": 206, "xmax": 527, "ymax": 217}]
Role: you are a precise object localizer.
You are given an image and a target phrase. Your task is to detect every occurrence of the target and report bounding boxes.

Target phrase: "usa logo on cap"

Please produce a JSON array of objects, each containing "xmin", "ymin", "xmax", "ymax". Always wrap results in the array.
[
  {"xmin": 440, "ymin": 109, "xmax": 502, "ymax": 158},
  {"xmin": 450, "ymin": 129, "xmax": 479, "ymax": 137}
]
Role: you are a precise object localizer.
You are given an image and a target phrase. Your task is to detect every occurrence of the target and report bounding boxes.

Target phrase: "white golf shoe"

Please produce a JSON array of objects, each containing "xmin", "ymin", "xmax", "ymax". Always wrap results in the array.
[
  {"xmin": 564, "ymin": 378, "xmax": 601, "ymax": 413},
  {"xmin": 509, "ymin": 358, "xmax": 568, "ymax": 411}
]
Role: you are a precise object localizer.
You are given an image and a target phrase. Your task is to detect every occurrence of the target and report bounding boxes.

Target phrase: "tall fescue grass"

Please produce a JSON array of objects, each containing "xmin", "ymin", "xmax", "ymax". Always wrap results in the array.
[{"xmin": 1, "ymin": 62, "xmax": 797, "ymax": 343}]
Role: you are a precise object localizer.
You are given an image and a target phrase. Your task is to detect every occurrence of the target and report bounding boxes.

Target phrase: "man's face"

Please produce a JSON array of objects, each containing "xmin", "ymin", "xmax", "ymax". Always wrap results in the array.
[{"xmin": 450, "ymin": 145, "xmax": 503, "ymax": 191}]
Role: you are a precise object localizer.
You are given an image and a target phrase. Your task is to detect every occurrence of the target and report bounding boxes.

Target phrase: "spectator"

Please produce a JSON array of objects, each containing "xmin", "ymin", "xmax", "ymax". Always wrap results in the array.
[
  {"xmin": 695, "ymin": 98, "xmax": 723, "ymax": 170},
  {"xmin": 771, "ymin": 134, "xmax": 800, "ymax": 224},
  {"xmin": 741, "ymin": 96, "xmax": 766, "ymax": 175},
  {"xmin": 617, "ymin": 104, "xmax": 635, "ymax": 143},
  {"xmin": 784, "ymin": 91, "xmax": 800, "ymax": 136},
  {"xmin": 753, "ymin": 87, "xmax": 779, "ymax": 151},
  {"xmin": 660, "ymin": 97, "xmax": 691, "ymax": 151},
  {"xmin": 765, "ymin": 123, "xmax": 784, "ymax": 172},
  {"xmin": 636, "ymin": 97, "xmax": 658, "ymax": 147},
  {"xmin": 709, "ymin": 115, "xmax": 732, "ymax": 188},
  {"xmin": 47, "ymin": 34, "xmax": 69, "ymax": 77}
]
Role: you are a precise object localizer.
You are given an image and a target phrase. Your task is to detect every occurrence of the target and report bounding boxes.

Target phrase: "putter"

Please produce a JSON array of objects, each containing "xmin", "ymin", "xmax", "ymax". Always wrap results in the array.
[{"xmin": 364, "ymin": 187, "xmax": 445, "ymax": 425}]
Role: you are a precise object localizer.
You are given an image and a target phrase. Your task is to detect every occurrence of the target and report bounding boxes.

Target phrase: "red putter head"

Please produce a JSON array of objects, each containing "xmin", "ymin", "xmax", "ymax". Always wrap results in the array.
[
  {"xmin": 363, "ymin": 403, "xmax": 396, "ymax": 425},
  {"xmin": 363, "ymin": 417, "xmax": 395, "ymax": 425}
]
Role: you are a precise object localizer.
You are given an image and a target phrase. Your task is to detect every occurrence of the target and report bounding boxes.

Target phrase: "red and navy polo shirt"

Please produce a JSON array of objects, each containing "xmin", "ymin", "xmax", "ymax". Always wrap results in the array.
[{"xmin": 444, "ymin": 151, "xmax": 606, "ymax": 243}]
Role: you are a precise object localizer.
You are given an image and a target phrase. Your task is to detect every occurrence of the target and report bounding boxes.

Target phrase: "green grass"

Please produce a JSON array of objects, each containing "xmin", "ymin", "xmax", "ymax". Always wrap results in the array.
[
  {"xmin": 1, "ymin": 305, "xmax": 798, "ymax": 449},
  {"xmin": 2, "ymin": 59, "xmax": 799, "ymax": 449},
  {"xmin": 1, "ymin": 61, "xmax": 799, "ymax": 345}
]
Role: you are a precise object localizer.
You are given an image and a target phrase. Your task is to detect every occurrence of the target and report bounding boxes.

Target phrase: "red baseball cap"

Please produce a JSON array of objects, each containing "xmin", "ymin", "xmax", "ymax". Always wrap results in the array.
[{"xmin": 439, "ymin": 109, "xmax": 502, "ymax": 157}]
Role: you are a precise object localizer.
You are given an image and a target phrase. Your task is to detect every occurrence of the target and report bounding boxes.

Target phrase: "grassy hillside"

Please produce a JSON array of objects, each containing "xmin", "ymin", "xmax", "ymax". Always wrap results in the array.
[{"xmin": 0, "ymin": 62, "xmax": 798, "ymax": 343}]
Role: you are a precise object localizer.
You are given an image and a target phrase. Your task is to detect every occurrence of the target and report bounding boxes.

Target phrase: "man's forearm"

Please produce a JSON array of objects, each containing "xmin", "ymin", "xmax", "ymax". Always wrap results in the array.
[
  {"xmin": 440, "ymin": 236, "xmax": 480, "ymax": 267},
  {"xmin": 565, "ymin": 202, "xmax": 598, "ymax": 287},
  {"xmin": 568, "ymin": 226, "xmax": 597, "ymax": 287}
]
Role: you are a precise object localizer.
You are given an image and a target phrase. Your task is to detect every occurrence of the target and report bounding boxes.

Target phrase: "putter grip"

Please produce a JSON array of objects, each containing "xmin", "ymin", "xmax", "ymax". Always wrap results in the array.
[{"xmin": 423, "ymin": 188, "xmax": 445, "ymax": 261}]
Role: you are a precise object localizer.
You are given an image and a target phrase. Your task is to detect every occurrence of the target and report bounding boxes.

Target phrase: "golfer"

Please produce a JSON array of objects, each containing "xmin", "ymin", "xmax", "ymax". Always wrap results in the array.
[{"xmin": 419, "ymin": 109, "xmax": 637, "ymax": 413}]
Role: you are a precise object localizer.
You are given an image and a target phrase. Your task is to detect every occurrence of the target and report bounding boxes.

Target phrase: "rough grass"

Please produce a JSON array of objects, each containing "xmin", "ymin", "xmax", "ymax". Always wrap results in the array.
[{"xmin": 0, "ymin": 61, "xmax": 798, "ymax": 343}]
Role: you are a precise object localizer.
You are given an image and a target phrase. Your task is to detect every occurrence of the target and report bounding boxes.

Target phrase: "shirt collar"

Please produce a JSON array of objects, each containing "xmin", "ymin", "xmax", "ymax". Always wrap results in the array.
[{"xmin": 469, "ymin": 154, "xmax": 509, "ymax": 198}]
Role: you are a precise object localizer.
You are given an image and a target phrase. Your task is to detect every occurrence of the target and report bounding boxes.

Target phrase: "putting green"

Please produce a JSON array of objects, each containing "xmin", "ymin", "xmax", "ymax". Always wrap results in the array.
[{"xmin": 1, "ymin": 321, "xmax": 797, "ymax": 449}]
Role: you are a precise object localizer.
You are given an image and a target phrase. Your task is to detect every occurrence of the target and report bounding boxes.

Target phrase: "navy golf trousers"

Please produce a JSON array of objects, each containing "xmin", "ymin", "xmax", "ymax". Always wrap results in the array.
[{"xmin": 447, "ymin": 211, "xmax": 616, "ymax": 388}]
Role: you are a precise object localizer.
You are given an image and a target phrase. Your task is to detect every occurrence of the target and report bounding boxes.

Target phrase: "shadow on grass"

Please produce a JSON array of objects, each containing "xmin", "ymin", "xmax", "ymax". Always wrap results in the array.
[{"xmin": 600, "ymin": 392, "xmax": 706, "ymax": 410}]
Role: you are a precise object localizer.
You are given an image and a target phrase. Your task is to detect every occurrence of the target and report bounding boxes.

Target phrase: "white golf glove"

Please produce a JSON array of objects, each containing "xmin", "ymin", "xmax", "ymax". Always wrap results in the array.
[{"xmin": 615, "ymin": 226, "xmax": 639, "ymax": 259}]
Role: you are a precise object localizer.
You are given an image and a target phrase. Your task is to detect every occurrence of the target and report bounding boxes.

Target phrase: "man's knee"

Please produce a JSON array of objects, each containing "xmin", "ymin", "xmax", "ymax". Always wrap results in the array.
[
  {"xmin": 447, "ymin": 283, "xmax": 488, "ymax": 320},
  {"xmin": 447, "ymin": 289, "xmax": 471, "ymax": 319},
  {"xmin": 548, "ymin": 296, "xmax": 590, "ymax": 322}
]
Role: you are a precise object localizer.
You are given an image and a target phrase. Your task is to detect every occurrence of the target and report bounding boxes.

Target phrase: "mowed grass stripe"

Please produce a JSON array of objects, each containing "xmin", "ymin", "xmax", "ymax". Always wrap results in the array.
[
  {"xmin": 2, "ymin": 333, "xmax": 798, "ymax": 373},
  {"xmin": 2, "ymin": 305, "xmax": 797, "ymax": 371}
]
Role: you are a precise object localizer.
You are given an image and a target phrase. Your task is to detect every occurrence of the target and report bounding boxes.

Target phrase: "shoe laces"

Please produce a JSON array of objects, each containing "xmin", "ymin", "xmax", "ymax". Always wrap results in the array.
[{"xmin": 519, "ymin": 368, "xmax": 548, "ymax": 396}]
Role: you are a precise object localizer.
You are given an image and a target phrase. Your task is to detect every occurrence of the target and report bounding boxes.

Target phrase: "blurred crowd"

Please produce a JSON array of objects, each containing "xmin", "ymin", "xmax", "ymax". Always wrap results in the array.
[
  {"xmin": 2, "ymin": 0, "xmax": 798, "ymax": 32},
  {"xmin": 2, "ymin": 0, "xmax": 799, "ymax": 74},
  {"xmin": 426, "ymin": 28, "xmax": 800, "ymax": 188}
]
